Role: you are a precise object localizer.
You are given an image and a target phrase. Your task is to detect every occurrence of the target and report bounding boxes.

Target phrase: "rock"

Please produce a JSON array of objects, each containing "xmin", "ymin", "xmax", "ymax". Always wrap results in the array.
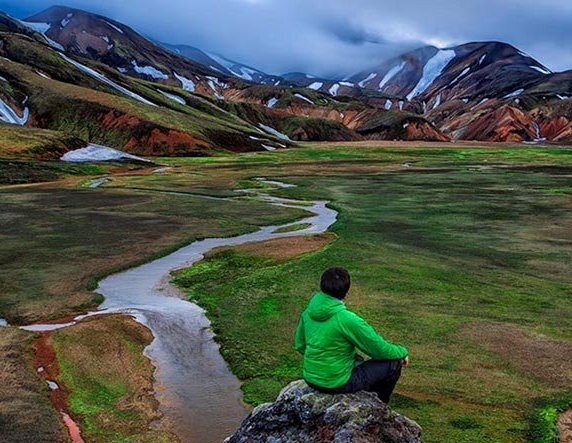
[{"xmin": 225, "ymin": 380, "xmax": 423, "ymax": 443}]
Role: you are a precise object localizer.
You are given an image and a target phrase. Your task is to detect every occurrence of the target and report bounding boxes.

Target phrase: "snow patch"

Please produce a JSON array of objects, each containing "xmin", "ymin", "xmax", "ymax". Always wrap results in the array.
[
  {"xmin": 358, "ymin": 73, "xmax": 377, "ymax": 88},
  {"xmin": 433, "ymin": 94, "xmax": 441, "ymax": 109},
  {"xmin": 206, "ymin": 52, "xmax": 259, "ymax": 81},
  {"xmin": 378, "ymin": 62, "xmax": 405, "ymax": 90},
  {"xmin": 207, "ymin": 77, "xmax": 224, "ymax": 100},
  {"xmin": 21, "ymin": 20, "xmax": 64, "ymax": 51},
  {"xmin": 0, "ymin": 75, "xmax": 6, "ymax": 82},
  {"xmin": 174, "ymin": 72, "xmax": 195, "ymax": 92},
  {"xmin": 117, "ymin": 67, "xmax": 127, "ymax": 73},
  {"xmin": 262, "ymin": 144, "xmax": 276, "ymax": 151},
  {"xmin": 294, "ymin": 93, "xmax": 314, "ymax": 104},
  {"xmin": 267, "ymin": 97, "xmax": 279, "ymax": 108},
  {"xmin": 308, "ymin": 82, "xmax": 323, "ymax": 90},
  {"xmin": 62, "ymin": 144, "xmax": 150, "ymax": 163},
  {"xmin": 157, "ymin": 89, "xmax": 186, "ymax": 105},
  {"xmin": 104, "ymin": 20, "xmax": 124, "ymax": 34},
  {"xmin": 61, "ymin": 54, "xmax": 155, "ymax": 105},
  {"xmin": 329, "ymin": 83, "xmax": 340, "ymax": 96},
  {"xmin": 504, "ymin": 88, "xmax": 524, "ymax": 98},
  {"xmin": 407, "ymin": 49, "xmax": 456, "ymax": 100},
  {"xmin": 131, "ymin": 61, "xmax": 168, "ymax": 80},
  {"xmin": 339, "ymin": 81, "xmax": 354, "ymax": 87},
  {"xmin": 557, "ymin": 94, "xmax": 569, "ymax": 100},
  {"xmin": 0, "ymin": 318, "xmax": 8, "ymax": 327},
  {"xmin": 451, "ymin": 67, "xmax": 470, "ymax": 84},
  {"xmin": 259, "ymin": 124, "xmax": 291, "ymax": 141},
  {"xmin": 478, "ymin": 98, "xmax": 489, "ymax": 105},
  {"xmin": 403, "ymin": 123, "xmax": 409, "ymax": 129},
  {"xmin": 0, "ymin": 98, "xmax": 29, "ymax": 125},
  {"xmin": 478, "ymin": 54, "xmax": 487, "ymax": 65},
  {"xmin": 60, "ymin": 13, "xmax": 72, "ymax": 28},
  {"xmin": 47, "ymin": 381, "xmax": 59, "ymax": 391},
  {"xmin": 529, "ymin": 65, "xmax": 551, "ymax": 75},
  {"xmin": 36, "ymin": 70, "xmax": 50, "ymax": 79},
  {"xmin": 398, "ymin": 101, "xmax": 404, "ymax": 111},
  {"xmin": 384, "ymin": 99, "xmax": 392, "ymax": 110}
]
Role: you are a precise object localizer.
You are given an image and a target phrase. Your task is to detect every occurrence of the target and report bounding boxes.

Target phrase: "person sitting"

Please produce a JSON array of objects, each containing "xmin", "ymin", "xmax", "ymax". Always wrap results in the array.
[{"xmin": 294, "ymin": 267, "xmax": 409, "ymax": 403}]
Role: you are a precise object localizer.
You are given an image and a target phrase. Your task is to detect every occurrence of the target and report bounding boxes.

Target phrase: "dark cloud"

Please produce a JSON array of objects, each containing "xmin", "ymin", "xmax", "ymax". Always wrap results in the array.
[{"xmin": 0, "ymin": 0, "xmax": 570, "ymax": 76}]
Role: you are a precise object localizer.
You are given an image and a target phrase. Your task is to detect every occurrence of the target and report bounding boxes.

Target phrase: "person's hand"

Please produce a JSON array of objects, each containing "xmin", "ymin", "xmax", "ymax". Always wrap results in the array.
[{"xmin": 401, "ymin": 356, "xmax": 410, "ymax": 367}]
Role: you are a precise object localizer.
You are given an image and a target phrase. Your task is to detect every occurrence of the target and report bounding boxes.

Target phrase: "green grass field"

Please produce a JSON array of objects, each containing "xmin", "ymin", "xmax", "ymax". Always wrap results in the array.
[
  {"xmin": 170, "ymin": 143, "xmax": 572, "ymax": 443},
  {"xmin": 1, "ymin": 142, "xmax": 570, "ymax": 442}
]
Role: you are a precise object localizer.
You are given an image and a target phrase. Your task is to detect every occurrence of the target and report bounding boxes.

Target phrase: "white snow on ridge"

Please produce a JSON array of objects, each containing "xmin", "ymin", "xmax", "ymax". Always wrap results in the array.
[
  {"xmin": 60, "ymin": 53, "xmax": 156, "ymax": 106},
  {"xmin": 557, "ymin": 94, "xmax": 569, "ymax": 100},
  {"xmin": 433, "ymin": 94, "xmax": 441, "ymax": 109},
  {"xmin": 478, "ymin": 54, "xmax": 487, "ymax": 65},
  {"xmin": 36, "ymin": 70, "xmax": 51, "ymax": 79},
  {"xmin": 267, "ymin": 97, "xmax": 279, "ymax": 108},
  {"xmin": 294, "ymin": 93, "xmax": 314, "ymax": 104},
  {"xmin": 378, "ymin": 62, "xmax": 405, "ymax": 90},
  {"xmin": 262, "ymin": 144, "xmax": 276, "ymax": 151},
  {"xmin": 407, "ymin": 49, "xmax": 456, "ymax": 100},
  {"xmin": 131, "ymin": 61, "xmax": 169, "ymax": 80},
  {"xmin": 339, "ymin": 81, "xmax": 354, "ymax": 87},
  {"xmin": 0, "ymin": 98, "xmax": 29, "ymax": 125},
  {"xmin": 174, "ymin": 72, "xmax": 195, "ymax": 92},
  {"xmin": 206, "ymin": 52, "xmax": 260, "ymax": 81},
  {"xmin": 504, "ymin": 88, "xmax": 524, "ymax": 98},
  {"xmin": 358, "ymin": 73, "xmax": 377, "ymax": 88},
  {"xmin": 207, "ymin": 77, "xmax": 225, "ymax": 100},
  {"xmin": 62, "ymin": 144, "xmax": 150, "ymax": 163},
  {"xmin": 61, "ymin": 13, "xmax": 73, "ymax": 28},
  {"xmin": 20, "ymin": 20, "xmax": 64, "ymax": 51},
  {"xmin": 529, "ymin": 65, "xmax": 551, "ymax": 75},
  {"xmin": 157, "ymin": 89, "xmax": 186, "ymax": 105},
  {"xmin": 259, "ymin": 124, "xmax": 291, "ymax": 141},
  {"xmin": 329, "ymin": 83, "xmax": 340, "ymax": 96},
  {"xmin": 308, "ymin": 82, "xmax": 323, "ymax": 90},
  {"xmin": 104, "ymin": 20, "xmax": 124, "ymax": 34},
  {"xmin": 451, "ymin": 67, "xmax": 471, "ymax": 85},
  {"xmin": 22, "ymin": 21, "xmax": 50, "ymax": 34},
  {"xmin": 384, "ymin": 99, "xmax": 392, "ymax": 110}
]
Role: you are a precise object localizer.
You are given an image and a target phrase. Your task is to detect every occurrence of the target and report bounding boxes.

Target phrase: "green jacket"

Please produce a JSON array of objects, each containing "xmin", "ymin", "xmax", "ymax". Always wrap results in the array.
[{"xmin": 294, "ymin": 291, "xmax": 408, "ymax": 389}]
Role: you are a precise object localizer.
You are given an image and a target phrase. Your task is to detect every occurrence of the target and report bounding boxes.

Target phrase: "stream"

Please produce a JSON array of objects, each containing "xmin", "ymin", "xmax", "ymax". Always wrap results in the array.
[{"xmin": 21, "ymin": 180, "xmax": 337, "ymax": 442}]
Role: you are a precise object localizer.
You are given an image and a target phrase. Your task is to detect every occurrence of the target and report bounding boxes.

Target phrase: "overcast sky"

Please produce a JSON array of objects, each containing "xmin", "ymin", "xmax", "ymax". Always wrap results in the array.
[{"xmin": 2, "ymin": 0, "xmax": 571, "ymax": 77}]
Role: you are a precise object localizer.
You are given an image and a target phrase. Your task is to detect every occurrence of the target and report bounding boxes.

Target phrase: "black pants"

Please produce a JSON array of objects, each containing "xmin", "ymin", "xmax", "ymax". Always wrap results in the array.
[{"xmin": 310, "ymin": 359, "xmax": 403, "ymax": 403}]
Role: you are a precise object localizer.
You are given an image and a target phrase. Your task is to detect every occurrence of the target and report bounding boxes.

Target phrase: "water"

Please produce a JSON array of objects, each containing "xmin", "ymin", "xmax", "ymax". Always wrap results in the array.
[{"xmin": 20, "ymin": 181, "xmax": 337, "ymax": 442}]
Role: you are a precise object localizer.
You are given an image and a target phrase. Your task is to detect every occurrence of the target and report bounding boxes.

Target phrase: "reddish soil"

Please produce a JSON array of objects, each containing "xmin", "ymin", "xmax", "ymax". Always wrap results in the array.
[{"xmin": 34, "ymin": 332, "xmax": 85, "ymax": 443}]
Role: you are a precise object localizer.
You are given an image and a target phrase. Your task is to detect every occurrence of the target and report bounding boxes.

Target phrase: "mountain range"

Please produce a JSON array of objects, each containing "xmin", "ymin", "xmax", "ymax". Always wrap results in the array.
[{"xmin": 1, "ymin": 4, "xmax": 572, "ymax": 160}]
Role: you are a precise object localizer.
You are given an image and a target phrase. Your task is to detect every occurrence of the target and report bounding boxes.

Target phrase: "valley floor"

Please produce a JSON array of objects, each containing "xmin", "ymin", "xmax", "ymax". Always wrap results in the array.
[{"xmin": 1, "ymin": 141, "xmax": 571, "ymax": 442}]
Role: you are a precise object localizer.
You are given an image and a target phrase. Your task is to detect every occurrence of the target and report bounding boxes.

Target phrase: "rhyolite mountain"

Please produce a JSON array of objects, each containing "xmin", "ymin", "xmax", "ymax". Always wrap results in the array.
[
  {"xmin": 160, "ymin": 42, "xmax": 282, "ymax": 86},
  {"xmin": 1, "ymin": 4, "xmax": 571, "ymax": 159}
]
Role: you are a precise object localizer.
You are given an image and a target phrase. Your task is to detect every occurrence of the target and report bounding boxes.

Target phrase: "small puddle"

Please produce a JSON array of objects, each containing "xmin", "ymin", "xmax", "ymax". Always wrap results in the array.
[{"xmin": 21, "ymin": 180, "xmax": 337, "ymax": 442}]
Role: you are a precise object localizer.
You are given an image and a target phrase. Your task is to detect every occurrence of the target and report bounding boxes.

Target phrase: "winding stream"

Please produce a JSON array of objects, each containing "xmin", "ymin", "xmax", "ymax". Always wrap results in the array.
[{"xmin": 22, "ymin": 180, "xmax": 337, "ymax": 442}]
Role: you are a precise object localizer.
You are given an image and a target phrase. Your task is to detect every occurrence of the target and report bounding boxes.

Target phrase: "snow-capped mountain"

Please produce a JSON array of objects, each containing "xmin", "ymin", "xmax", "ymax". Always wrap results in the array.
[
  {"xmin": 161, "ymin": 42, "xmax": 281, "ymax": 85},
  {"xmin": 346, "ymin": 42, "xmax": 553, "ymax": 103},
  {"xmin": 2, "ymin": 4, "xmax": 572, "ymax": 146}
]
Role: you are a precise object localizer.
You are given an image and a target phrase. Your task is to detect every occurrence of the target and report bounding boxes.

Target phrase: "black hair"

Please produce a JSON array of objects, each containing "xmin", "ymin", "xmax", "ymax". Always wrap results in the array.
[{"xmin": 320, "ymin": 267, "xmax": 351, "ymax": 299}]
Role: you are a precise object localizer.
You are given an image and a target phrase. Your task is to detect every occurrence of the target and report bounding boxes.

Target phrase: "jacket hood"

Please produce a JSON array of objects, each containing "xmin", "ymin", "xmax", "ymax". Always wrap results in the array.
[{"xmin": 307, "ymin": 291, "xmax": 346, "ymax": 322}]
